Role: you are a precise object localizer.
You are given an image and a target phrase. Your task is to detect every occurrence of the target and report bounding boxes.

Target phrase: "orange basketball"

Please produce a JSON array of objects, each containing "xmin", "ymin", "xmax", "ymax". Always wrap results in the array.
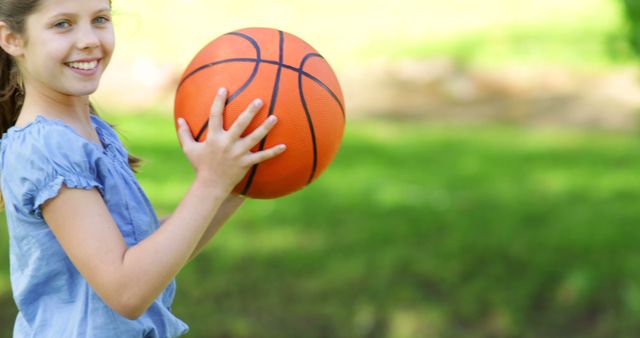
[{"xmin": 174, "ymin": 27, "xmax": 346, "ymax": 199}]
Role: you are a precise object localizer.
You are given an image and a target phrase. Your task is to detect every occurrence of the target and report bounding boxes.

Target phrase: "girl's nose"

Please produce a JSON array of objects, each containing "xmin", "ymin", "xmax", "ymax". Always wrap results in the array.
[{"xmin": 76, "ymin": 25, "xmax": 100, "ymax": 50}]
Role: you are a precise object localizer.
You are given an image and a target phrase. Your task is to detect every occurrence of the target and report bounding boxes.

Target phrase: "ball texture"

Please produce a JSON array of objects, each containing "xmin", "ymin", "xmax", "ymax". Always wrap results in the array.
[{"xmin": 174, "ymin": 27, "xmax": 346, "ymax": 199}]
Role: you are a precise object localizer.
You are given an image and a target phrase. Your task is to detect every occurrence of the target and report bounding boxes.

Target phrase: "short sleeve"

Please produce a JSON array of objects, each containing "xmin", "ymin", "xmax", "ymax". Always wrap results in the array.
[{"xmin": 1, "ymin": 119, "xmax": 105, "ymax": 218}]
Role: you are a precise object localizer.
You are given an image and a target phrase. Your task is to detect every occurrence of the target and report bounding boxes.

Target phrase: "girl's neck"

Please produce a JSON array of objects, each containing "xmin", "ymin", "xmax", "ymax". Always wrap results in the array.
[{"xmin": 18, "ymin": 83, "xmax": 92, "ymax": 127}]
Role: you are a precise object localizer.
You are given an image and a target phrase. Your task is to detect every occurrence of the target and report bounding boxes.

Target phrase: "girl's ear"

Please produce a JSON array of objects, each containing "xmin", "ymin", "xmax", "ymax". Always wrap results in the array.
[{"xmin": 0, "ymin": 22, "xmax": 24, "ymax": 57}]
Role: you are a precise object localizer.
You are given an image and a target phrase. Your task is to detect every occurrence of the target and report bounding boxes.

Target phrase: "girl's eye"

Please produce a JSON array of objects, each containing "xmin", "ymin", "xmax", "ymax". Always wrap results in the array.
[
  {"xmin": 54, "ymin": 21, "xmax": 71, "ymax": 29},
  {"xmin": 94, "ymin": 16, "xmax": 110, "ymax": 24}
]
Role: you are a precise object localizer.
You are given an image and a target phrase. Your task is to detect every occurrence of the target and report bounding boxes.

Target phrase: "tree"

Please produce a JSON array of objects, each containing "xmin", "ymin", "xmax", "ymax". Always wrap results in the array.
[{"xmin": 621, "ymin": 0, "xmax": 640, "ymax": 56}]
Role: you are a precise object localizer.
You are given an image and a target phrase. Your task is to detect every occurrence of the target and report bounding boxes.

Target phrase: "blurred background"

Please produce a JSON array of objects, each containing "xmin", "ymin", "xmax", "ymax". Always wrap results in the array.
[{"xmin": 2, "ymin": 0, "xmax": 640, "ymax": 337}]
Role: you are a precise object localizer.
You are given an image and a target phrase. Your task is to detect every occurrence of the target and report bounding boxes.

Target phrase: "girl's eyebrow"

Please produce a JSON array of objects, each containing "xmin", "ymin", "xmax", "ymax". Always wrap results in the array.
[
  {"xmin": 48, "ymin": 7, "xmax": 111, "ymax": 19},
  {"xmin": 94, "ymin": 7, "xmax": 112, "ymax": 14}
]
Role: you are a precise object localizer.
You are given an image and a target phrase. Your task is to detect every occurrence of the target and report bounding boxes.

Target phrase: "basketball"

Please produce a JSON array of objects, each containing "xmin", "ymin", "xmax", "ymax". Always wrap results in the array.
[{"xmin": 174, "ymin": 27, "xmax": 346, "ymax": 199}]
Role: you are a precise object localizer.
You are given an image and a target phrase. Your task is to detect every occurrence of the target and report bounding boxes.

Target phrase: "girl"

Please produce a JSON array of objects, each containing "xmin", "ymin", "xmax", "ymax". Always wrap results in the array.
[{"xmin": 0, "ymin": 0, "xmax": 285, "ymax": 336}]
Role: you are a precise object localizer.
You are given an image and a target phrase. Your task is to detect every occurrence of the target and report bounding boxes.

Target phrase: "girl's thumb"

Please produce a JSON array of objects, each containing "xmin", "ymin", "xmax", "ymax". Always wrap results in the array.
[{"xmin": 176, "ymin": 118, "xmax": 195, "ymax": 148}]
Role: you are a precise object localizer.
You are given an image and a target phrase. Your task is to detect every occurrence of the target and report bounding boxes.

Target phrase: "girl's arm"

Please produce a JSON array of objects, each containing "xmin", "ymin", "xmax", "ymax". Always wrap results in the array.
[
  {"xmin": 42, "ymin": 89, "xmax": 284, "ymax": 320},
  {"xmin": 43, "ymin": 178, "xmax": 224, "ymax": 320},
  {"xmin": 159, "ymin": 193, "xmax": 245, "ymax": 261},
  {"xmin": 189, "ymin": 194, "xmax": 244, "ymax": 260}
]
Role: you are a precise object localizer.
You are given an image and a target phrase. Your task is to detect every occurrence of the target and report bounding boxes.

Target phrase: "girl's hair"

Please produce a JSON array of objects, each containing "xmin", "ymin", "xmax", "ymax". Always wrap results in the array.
[
  {"xmin": 0, "ymin": 0, "xmax": 141, "ymax": 172},
  {"xmin": 0, "ymin": 0, "xmax": 33, "ymax": 134}
]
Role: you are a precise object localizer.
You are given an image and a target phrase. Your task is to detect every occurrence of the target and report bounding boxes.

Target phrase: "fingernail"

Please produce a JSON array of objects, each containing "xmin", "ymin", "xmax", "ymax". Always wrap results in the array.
[
  {"xmin": 177, "ymin": 118, "xmax": 185, "ymax": 126},
  {"xmin": 218, "ymin": 88, "xmax": 227, "ymax": 95},
  {"xmin": 253, "ymin": 99, "xmax": 263, "ymax": 108},
  {"xmin": 267, "ymin": 115, "xmax": 277, "ymax": 124},
  {"xmin": 278, "ymin": 144, "xmax": 286, "ymax": 151}
]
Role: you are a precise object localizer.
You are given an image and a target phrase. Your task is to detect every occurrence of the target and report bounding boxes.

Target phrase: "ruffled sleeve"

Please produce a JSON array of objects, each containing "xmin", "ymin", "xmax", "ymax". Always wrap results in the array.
[{"xmin": 1, "ymin": 118, "xmax": 105, "ymax": 218}]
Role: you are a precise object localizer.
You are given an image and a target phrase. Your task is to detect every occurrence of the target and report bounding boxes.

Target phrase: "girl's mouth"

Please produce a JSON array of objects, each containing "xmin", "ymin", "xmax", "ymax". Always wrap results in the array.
[
  {"xmin": 65, "ymin": 59, "xmax": 100, "ymax": 76},
  {"xmin": 66, "ymin": 60, "xmax": 99, "ymax": 70}
]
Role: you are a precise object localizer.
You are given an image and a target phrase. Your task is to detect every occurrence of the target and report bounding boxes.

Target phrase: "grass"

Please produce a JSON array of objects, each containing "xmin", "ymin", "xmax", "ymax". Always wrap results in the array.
[{"xmin": 2, "ymin": 114, "xmax": 640, "ymax": 337}]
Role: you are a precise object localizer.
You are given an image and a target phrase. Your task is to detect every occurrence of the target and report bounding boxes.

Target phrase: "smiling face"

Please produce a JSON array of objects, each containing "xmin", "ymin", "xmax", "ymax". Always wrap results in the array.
[{"xmin": 15, "ymin": 0, "xmax": 114, "ymax": 99}]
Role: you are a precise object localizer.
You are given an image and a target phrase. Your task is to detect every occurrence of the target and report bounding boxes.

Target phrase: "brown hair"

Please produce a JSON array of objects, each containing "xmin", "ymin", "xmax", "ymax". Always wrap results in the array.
[
  {"xmin": 0, "ymin": 0, "xmax": 141, "ymax": 172},
  {"xmin": 0, "ymin": 0, "xmax": 33, "ymax": 134}
]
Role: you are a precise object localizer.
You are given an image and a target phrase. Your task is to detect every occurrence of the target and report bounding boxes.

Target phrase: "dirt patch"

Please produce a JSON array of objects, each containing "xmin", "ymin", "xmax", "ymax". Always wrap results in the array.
[{"xmin": 343, "ymin": 59, "xmax": 640, "ymax": 132}]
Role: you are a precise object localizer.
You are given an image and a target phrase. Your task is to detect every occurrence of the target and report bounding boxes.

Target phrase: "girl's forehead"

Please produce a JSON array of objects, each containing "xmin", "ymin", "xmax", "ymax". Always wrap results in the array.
[{"xmin": 33, "ymin": 0, "xmax": 111, "ymax": 16}]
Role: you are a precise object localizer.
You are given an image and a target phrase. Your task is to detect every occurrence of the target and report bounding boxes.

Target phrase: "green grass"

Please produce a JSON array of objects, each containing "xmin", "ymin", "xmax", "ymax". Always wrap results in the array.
[{"xmin": 2, "ymin": 115, "xmax": 640, "ymax": 337}]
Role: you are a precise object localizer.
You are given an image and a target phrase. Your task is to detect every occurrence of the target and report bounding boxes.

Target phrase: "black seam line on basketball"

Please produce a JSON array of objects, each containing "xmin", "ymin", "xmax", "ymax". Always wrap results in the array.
[
  {"xmin": 241, "ymin": 30, "xmax": 285, "ymax": 196},
  {"xmin": 299, "ymin": 53, "xmax": 321, "ymax": 185},
  {"xmin": 179, "ymin": 57, "xmax": 345, "ymax": 118},
  {"xmin": 193, "ymin": 32, "xmax": 262, "ymax": 142},
  {"xmin": 178, "ymin": 32, "xmax": 261, "ymax": 88}
]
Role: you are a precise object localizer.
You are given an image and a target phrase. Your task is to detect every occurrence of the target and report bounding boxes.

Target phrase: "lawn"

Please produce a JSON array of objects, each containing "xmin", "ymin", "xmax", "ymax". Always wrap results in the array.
[{"xmin": 1, "ymin": 114, "xmax": 640, "ymax": 337}]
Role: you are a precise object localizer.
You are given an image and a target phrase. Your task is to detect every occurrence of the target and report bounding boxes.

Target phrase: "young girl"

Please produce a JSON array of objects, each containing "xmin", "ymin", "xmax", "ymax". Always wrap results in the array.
[{"xmin": 0, "ymin": 0, "xmax": 286, "ymax": 336}]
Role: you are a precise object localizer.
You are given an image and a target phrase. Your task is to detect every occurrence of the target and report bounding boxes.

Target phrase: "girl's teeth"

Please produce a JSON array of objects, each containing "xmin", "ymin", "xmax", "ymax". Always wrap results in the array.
[{"xmin": 67, "ymin": 61, "xmax": 98, "ymax": 70}]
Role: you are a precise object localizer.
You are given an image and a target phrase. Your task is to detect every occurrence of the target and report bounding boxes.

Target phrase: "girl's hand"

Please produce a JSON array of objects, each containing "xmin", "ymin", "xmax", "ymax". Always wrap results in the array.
[{"xmin": 177, "ymin": 87, "xmax": 286, "ymax": 194}]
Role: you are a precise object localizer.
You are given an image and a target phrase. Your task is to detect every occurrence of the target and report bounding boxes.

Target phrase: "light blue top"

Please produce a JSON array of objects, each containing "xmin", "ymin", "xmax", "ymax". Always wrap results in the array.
[{"xmin": 0, "ymin": 115, "xmax": 189, "ymax": 338}]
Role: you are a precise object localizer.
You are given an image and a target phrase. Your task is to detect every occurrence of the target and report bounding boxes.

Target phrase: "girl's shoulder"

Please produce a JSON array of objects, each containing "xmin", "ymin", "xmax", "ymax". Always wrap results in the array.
[
  {"xmin": 0, "ymin": 115, "xmax": 106, "ymax": 168},
  {"xmin": 11, "ymin": 115, "xmax": 97, "ymax": 149},
  {"xmin": 89, "ymin": 114, "xmax": 114, "ymax": 135},
  {"xmin": 89, "ymin": 114, "xmax": 122, "ymax": 146},
  {"xmin": 0, "ymin": 116, "xmax": 108, "ymax": 217}
]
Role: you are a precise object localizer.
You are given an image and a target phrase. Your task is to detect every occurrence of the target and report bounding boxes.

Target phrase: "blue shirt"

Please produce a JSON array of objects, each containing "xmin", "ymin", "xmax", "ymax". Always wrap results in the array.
[{"xmin": 0, "ymin": 115, "xmax": 189, "ymax": 337}]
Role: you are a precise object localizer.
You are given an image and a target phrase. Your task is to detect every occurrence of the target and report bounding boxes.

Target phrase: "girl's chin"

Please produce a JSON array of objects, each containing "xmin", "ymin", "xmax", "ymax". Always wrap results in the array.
[{"xmin": 62, "ymin": 84, "xmax": 101, "ymax": 97}]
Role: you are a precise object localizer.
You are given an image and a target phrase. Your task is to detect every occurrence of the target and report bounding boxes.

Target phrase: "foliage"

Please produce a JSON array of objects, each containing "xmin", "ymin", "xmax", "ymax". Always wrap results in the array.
[{"xmin": 621, "ymin": 0, "xmax": 640, "ymax": 56}]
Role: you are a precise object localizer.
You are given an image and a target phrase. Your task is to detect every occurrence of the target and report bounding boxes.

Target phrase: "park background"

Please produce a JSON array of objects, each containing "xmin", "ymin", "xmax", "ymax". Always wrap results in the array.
[{"xmin": 2, "ymin": 0, "xmax": 640, "ymax": 337}]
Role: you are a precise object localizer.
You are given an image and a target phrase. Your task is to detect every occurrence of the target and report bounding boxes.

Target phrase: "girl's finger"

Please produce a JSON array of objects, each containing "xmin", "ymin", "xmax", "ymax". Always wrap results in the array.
[
  {"xmin": 244, "ymin": 144, "xmax": 286, "ymax": 166},
  {"xmin": 176, "ymin": 118, "xmax": 196, "ymax": 149},
  {"xmin": 239, "ymin": 114, "xmax": 278, "ymax": 150},
  {"xmin": 227, "ymin": 99, "xmax": 263, "ymax": 140},
  {"xmin": 207, "ymin": 88, "xmax": 228, "ymax": 134}
]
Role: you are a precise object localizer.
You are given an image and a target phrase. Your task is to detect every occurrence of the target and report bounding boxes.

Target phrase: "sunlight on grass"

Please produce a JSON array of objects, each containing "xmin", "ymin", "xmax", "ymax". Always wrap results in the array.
[
  {"xmin": 387, "ymin": 307, "xmax": 445, "ymax": 338},
  {"xmin": 216, "ymin": 223, "xmax": 325, "ymax": 255}
]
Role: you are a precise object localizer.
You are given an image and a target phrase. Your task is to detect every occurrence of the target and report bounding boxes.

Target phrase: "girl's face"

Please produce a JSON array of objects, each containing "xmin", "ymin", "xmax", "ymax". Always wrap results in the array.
[{"xmin": 18, "ymin": 0, "xmax": 114, "ymax": 98}]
